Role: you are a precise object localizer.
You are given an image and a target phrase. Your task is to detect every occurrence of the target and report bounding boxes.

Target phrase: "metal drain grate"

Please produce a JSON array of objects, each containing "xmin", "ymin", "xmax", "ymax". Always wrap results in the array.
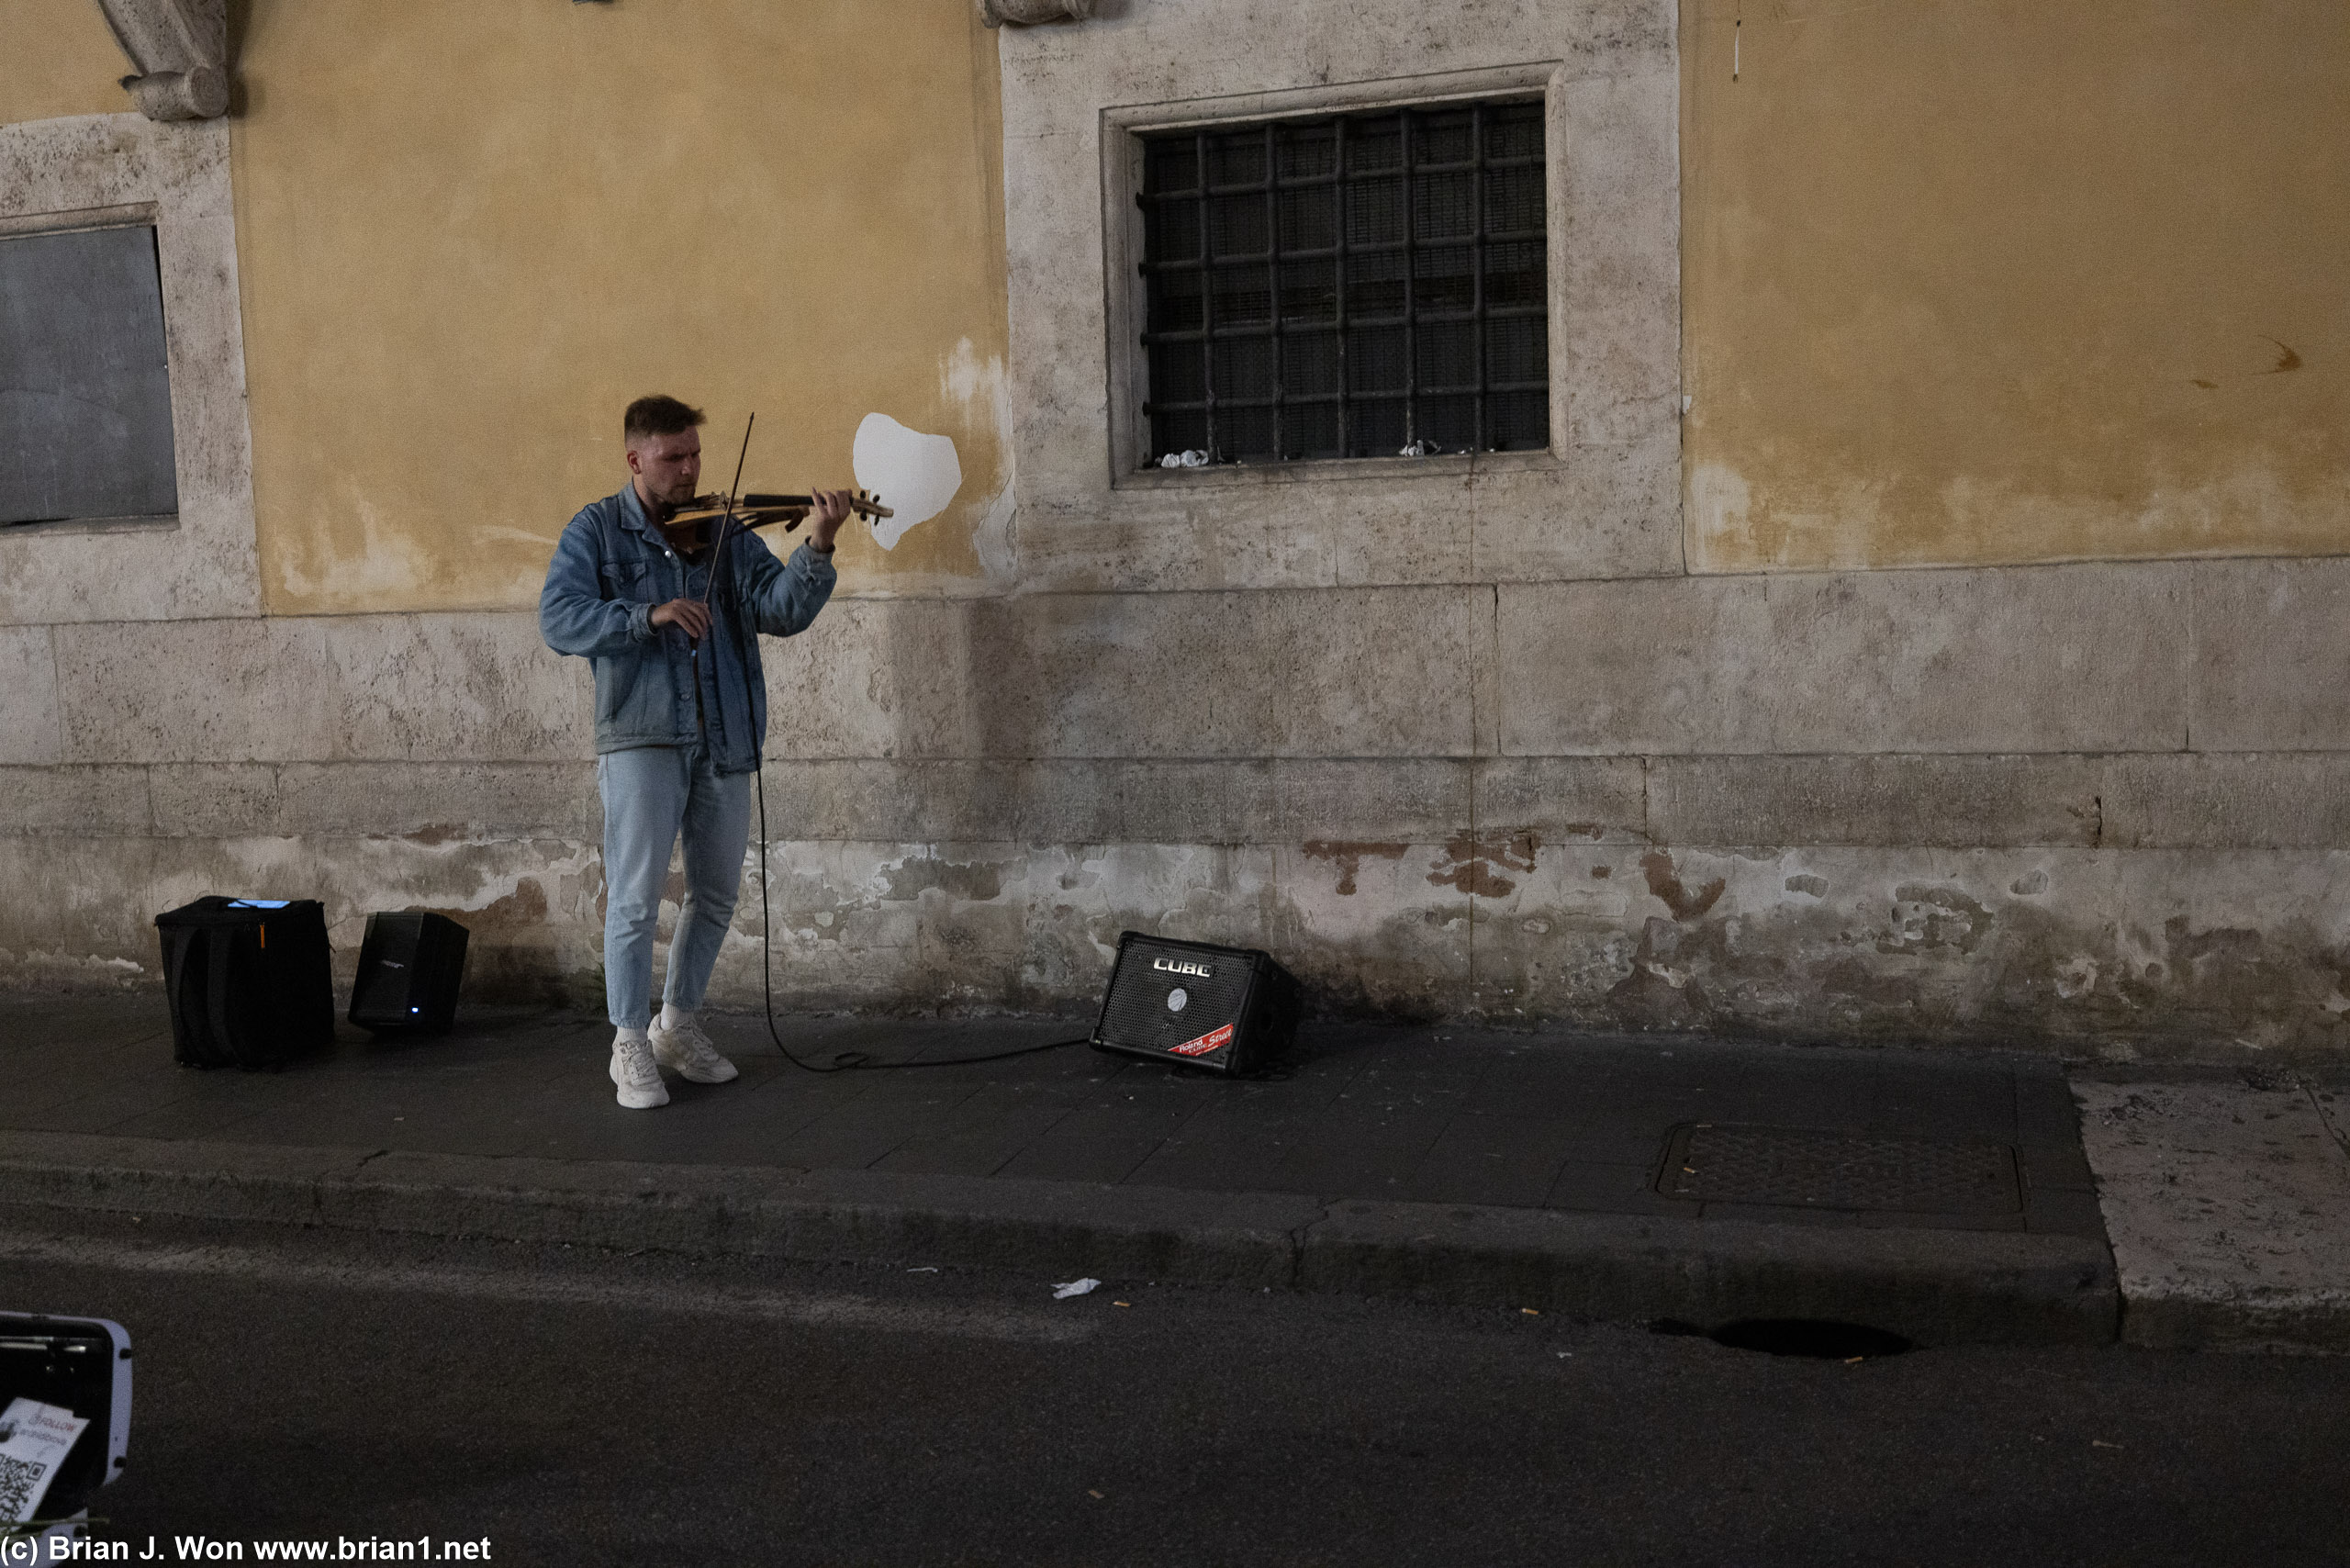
[{"xmin": 1657, "ymin": 1124, "xmax": 2022, "ymax": 1215}]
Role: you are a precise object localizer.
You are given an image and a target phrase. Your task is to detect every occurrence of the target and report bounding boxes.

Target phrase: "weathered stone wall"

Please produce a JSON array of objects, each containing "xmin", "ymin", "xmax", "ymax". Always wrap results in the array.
[{"xmin": 6, "ymin": 558, "xmax": 2350, "ymax": 1057}]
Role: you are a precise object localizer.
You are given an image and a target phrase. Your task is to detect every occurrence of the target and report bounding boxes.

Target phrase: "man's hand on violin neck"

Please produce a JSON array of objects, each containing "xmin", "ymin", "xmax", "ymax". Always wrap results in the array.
[
  {"xmin": 649, "ymin": 598, "xmax": 711, "ymax": 642},
  {"xmin": 808, "ymin": 488, "xmax": 854, "ymax": 553}
]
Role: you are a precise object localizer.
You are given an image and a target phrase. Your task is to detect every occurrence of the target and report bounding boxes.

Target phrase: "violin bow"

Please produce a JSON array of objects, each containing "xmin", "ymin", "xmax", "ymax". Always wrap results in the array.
[{"xmin": 699, "ymin": 411, "xmax": 755, "ymax": 610}]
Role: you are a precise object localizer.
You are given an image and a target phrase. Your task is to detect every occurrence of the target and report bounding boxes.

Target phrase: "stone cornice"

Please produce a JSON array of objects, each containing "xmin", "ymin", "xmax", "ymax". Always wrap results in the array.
[
  {"xmin": 94, "ymin": 0, "xmax": 232, "ymax": 120},
  {"xmin": 979, "ymin": 0, "xmax": 1099, "ymax": 27}
]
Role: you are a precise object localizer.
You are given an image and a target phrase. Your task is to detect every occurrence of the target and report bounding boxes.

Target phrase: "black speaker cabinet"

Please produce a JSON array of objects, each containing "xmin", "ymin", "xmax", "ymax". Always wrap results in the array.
[
  {"xmin": 349, "ymin": 911, "xmax": 468, "ymax": 1034},
  {"xmin": 1091, "ymin": 931, "xmax": 1302, "ymax": 1075}
]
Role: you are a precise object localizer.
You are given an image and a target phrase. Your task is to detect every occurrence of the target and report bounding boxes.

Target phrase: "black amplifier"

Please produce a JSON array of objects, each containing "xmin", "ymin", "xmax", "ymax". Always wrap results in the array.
[
  {"xmin": 1091, "ymin": 931, "xmax": 1302, "ymax": 1075},
  {"xmin": 349, "ymin": 911, "xmax": 469, "ymax": 1035}
]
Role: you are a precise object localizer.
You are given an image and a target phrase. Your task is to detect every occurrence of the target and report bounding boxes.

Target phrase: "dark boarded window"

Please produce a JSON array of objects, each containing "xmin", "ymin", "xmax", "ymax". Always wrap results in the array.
[
  {"xmin": 1138, "ymin": 99, "xmax": 1547, "ymax": 466},
  {"xmin": 0, "ymin": 224, "xmax": 178, "ymax": 526}
]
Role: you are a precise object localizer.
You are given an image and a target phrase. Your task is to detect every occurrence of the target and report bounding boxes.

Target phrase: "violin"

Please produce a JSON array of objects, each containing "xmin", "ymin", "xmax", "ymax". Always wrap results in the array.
[
  {"xmin": 657, "ymin": 489, "xmax": 892, "ymax": 543},
  {"xmin": 660, "ymin": 417, "xmax": 885, "ymax": 624}
]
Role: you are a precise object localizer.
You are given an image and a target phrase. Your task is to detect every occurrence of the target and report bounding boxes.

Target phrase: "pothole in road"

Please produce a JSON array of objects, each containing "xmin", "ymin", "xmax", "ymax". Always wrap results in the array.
[{"xmin": 1650, "ymin": 1317, "xmax": 1917, "ymax": 1359}]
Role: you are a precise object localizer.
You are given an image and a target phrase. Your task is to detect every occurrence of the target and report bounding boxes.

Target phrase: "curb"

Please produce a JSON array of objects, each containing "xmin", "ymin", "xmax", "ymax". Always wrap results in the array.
[
  {"xmin": 0, "ymin": 1130, "xmax": 2119, "ymax": 1347},
  {"xmin": 2072, "ymin": 1080, "xmax": 2350, "ymax": 1354},
  {"xmin": 2119, "ymin": 1291, "xmax": 2350, "ymax": 1355}
]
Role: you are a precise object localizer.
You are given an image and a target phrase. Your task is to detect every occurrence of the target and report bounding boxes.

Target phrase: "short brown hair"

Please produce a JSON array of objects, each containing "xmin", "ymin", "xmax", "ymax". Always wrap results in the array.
[{"xmin": 623, "ymin": 395, "xmax": 705, "ymax": 444}]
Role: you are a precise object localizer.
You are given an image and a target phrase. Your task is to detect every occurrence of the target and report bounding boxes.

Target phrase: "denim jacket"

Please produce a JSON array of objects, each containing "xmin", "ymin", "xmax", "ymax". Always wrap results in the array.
[{"xmin": 539, "ymin": 485, "xmax": 836, "ymax": 774}]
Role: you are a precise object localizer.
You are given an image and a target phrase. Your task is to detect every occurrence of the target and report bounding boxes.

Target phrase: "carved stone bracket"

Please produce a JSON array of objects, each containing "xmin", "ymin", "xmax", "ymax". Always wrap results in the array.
[
  {"xmin": 95, "ymin": 0, "xmax": 232, "ymax": 120},
  {"xmin": 979, "ymin": 0, "xmax": 1099, "ymax": 27}
]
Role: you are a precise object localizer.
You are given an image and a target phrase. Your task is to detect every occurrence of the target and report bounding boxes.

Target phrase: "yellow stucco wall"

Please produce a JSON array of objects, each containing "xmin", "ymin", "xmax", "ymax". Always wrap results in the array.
[
  {"xmin": 2, "ymin": 1, "xmax": 1012, "ymax": 612},
  {"xmin": 19, "ymin": 2, "xmax": 2349, "ymax": 594},
  {"xmin": 2, "ymin": 0, "xmax": 126, "ymax": 122},
  {"xmin": 217, "ymin": 0, "xmax": 1011, "ymax": 612},
  {"xmin": 1683, "ymin": 0, "xmax": 2350, "ymax": 572}
]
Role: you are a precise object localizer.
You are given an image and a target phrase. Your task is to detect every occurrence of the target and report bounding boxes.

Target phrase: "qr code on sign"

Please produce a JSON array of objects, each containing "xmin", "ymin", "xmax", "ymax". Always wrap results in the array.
[{"xmin": 0, "ymin": 1451, "xmax": 46, "ymax": 1522}]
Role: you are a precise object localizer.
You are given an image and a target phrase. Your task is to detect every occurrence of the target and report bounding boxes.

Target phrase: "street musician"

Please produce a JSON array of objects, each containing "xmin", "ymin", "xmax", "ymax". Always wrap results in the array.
[{"xmin": 538, "ymin": 395, "xmax": 849, "ymax": 1110}]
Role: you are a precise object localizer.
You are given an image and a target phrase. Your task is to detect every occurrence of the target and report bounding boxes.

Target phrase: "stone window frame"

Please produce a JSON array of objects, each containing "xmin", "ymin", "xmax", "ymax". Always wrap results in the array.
[
  {"xmin": 1102, "ymin": 63, "xmax": 1569, "ymax": 493},
  {"xmin": 0, "ymin": 114, "xmax": 260, "ymax": 625}
]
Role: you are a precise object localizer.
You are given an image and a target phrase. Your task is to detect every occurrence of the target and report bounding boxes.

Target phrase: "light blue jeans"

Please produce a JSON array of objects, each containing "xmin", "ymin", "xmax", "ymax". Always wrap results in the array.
[{"xmin": 598, "ymin": 743, "xmax": 753, "ymax": 1030}]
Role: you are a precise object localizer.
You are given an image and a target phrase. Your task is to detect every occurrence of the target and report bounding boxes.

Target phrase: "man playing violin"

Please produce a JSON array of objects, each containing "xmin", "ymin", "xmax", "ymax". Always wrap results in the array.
[{"xmin": 540, "ymin": 395, "xmax": 853, "ymax": 1109}]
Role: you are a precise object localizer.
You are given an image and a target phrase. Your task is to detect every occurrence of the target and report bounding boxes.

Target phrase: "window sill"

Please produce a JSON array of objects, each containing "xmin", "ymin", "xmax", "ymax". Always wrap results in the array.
[
  {"xmin": 1110, "ymin": 447, "xmax": 1557, "ymax": 493},
  {"xmin": 1, "ymin": 513, "xmax": 179, "ymax": 539}
]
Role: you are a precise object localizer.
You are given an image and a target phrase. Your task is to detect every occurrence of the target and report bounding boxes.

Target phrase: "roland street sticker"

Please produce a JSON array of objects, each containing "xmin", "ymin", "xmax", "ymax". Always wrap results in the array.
[{"xmin": 1169, "ymin": 1023, "xmax": 1235, "ymax": 1058}]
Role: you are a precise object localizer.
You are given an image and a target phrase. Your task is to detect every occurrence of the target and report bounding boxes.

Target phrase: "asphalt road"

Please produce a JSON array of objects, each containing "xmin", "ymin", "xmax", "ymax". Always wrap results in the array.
[{"xmin": 4, "ymin": 1209, "xmax": 2345, "ymax": 1568}]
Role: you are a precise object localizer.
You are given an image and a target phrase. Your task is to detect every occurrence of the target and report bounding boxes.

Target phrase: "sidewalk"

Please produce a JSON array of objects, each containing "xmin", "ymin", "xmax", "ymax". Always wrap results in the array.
[
  {"xmin": 2074, "ymin": 1071, "xmax": 2350, "ymax": 1351},
  {"xmin": 2, "ymin": 992, "xmax": 2342, "ymax": 1350}
]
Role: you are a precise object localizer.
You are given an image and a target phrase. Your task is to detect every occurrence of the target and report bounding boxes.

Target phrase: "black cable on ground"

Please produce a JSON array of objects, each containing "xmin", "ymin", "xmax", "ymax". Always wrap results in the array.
[{"xmin": 753, "ymin": 759, "xmax": 1089, "ymax": 1074}]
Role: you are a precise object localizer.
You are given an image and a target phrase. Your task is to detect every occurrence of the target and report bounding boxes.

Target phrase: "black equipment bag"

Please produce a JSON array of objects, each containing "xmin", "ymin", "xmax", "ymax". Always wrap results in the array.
[
  {"xmin": 153, "ymin": 897, "xmax": 334, "ymax": 1070},
  {"xmin": 1090, "ymin": 931, "xmax": 1303, "ymax": 1075}
]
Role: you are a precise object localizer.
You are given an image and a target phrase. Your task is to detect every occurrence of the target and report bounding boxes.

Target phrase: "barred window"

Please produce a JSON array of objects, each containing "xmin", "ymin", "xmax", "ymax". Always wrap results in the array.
[{"xmin": 1137, "ymin": 99, "xmax": 1547, "ymax": 467}]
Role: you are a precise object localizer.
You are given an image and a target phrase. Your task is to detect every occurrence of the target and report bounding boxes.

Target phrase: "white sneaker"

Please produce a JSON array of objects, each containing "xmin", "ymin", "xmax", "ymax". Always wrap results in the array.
[
  {"xmin": 610, "ymin": 1035, "xmax": 669, "ymax": 1110},
  {"xmin": 650, "ymin": 1014, "xmax": 739, "ymax": 1084}
]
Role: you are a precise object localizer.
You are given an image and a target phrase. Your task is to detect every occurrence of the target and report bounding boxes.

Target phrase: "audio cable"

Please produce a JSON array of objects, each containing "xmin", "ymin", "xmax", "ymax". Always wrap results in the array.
[{"xmin": 723, "ymin": 544, "xmax": 1087, "ymax": 1074}]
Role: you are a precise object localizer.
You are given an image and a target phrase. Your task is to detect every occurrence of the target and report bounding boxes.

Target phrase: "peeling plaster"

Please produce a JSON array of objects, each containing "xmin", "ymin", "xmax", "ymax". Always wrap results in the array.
[
  {"xmin": 15, "ymin": 827, "xmax": 2343, "ymax": 1058},
  {"xmin": 1429, "ymin": 833, "xmax": 1541, "ymax": 898},
  {"xmin": 1300, "ymin": 840, "xmax": 1407, "ymax": 896}
]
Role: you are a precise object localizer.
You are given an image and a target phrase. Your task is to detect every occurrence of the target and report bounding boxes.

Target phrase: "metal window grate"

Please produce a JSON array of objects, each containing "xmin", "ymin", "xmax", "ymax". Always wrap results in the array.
[{"xmin": 1137, "ymin": 98, "xmax": 1547, "ymax": 466}]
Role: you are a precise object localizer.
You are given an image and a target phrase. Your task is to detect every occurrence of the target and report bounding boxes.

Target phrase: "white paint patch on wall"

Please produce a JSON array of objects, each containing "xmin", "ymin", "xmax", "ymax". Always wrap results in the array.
[
  {"xmin": 272, "ymin": 488, "xmax": 433, "ymax": 604},
  {"xmin": 852, "ymin": 414, "xmax": 963, "ymax": 551},
  {"xmin": 938, "ymin": 334, "xmax": 1017, "ymax": 585},
  {"xmin": 971, "ymin": 484, "xmax": 1017, "ymax": 587},
  {"xmin": 1686, "ymin": 461, "xmax": 1754, "ymax": 569},
  {"xmin": 939, "ymin": 336, "xmax": 1005, "ymax": 423}
]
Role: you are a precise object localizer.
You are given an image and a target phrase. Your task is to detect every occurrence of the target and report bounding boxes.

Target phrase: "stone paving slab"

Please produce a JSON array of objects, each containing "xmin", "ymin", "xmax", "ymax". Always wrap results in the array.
[{"xmin": 2076, "ymin": 1076, "xmax": 2350, "ymax": 1351}]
